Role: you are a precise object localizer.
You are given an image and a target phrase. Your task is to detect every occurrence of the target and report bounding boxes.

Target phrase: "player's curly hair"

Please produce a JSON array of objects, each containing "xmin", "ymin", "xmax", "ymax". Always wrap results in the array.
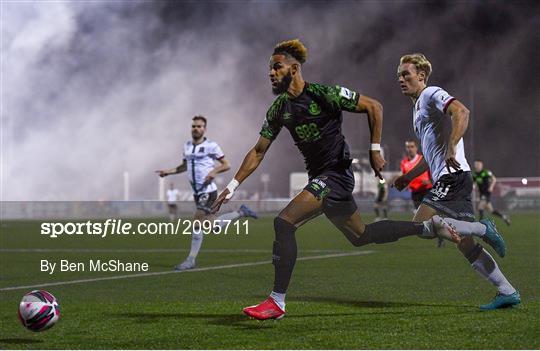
[
  {"xmin": 400, "ymin": 53, "xmax": 432, "ymax": 82},
  {"xmin": 273, "ymin": 39, "xmax": 308, "ymax": 64}
]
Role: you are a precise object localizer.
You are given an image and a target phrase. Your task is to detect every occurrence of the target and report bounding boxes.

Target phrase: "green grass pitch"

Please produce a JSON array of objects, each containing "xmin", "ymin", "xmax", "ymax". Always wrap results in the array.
[{"xmin": 1, "ymin": 213, "xmax": 539, "ymax": 349}]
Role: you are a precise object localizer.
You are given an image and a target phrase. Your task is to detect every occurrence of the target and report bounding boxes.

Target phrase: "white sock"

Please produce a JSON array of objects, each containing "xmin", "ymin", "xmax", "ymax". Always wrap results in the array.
[
  {"xmin": 270, "ymin": 291, "xmax": 286, "ymax": 311},
  {"xmin": 187, "ymin": 227, "xmax": 203, "ymax": 259},
  {"xmin": 443, "ymin": 217, "xmax": 486, "ymax": 237},
  {"xmin": 472, "ymin": 249, "xmax": 516, "ymax": 295},
  {"xmin": 216, "ymin": 211, "xmax": 241, "ymax": 228}
]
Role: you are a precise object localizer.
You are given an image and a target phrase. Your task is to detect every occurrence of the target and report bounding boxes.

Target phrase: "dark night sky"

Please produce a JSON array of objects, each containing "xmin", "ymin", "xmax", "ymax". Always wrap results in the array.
[{"xmin": 3, "ymin": 0, "xmax": 539, "ymax": 200}]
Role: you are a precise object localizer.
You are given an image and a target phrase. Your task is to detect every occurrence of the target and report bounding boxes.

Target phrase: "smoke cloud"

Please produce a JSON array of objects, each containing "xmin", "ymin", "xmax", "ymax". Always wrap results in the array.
[{"xmin": 2, "ymin": 1, "xmax": 539, "ymax": 200}]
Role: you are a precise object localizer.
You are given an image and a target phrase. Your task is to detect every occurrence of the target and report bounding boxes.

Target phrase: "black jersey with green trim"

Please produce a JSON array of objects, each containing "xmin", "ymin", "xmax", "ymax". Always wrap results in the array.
[
  {"xmin": 473, "ymin": 169, "xmax": 494, "ymax": 194},
  {"xmin": 260, "ymin": 82, "xmax": 360, "ymax": 176}
]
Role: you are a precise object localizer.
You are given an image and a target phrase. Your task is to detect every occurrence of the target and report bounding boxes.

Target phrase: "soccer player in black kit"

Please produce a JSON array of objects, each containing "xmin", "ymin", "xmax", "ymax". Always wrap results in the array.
[
  {"xmin": 211, "ymin": 39, "xmax": 496, "ymax": 320},
  {"xmin": 473, "ymin": 160, "xmax": 511, "ymax": 225}
]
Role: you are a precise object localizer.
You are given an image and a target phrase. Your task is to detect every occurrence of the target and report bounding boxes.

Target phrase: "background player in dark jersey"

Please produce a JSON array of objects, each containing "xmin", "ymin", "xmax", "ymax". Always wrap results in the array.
[
  {"xmin": 473, "ymin": 160, "xmax": 511, "ymax": 225},
  {"xmin": 212, "ymin": 39, "xmax": 494, "ymax": 320},
  {"xmin": 373, "ymin": 179, "xmax": 388, "ymax": 221}
]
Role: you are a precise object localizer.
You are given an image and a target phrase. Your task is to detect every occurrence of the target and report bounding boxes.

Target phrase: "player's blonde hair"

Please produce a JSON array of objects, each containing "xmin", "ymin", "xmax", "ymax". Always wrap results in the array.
[
  {"xmin": 273, "ymin": 39, "xmax": 308, "ymax": 64},
  {"xmin": 400, "ymin": 53, "xmax": 432, "ymax": 82}
]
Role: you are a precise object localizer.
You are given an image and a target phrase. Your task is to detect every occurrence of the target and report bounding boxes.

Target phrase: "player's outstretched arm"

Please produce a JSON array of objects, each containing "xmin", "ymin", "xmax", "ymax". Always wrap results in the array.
[
  {"xmin": 205, "ymin": 157, "xmax": 231, "ymax": 183},
  {"xmin": 155, "ymin": 159, "xmax": 187, "ymax": 177},
  {"xmin": 211, "ymin": 136, "xmax": 272, "ymax": 213},
  {"xmin": 392, "ymin": 157, "xmax": 429, "ymax": 191},
  {"xmin": 355, "ymin": 95, "xmax": 386, "ymax": 179},
  {"xmin": 445, "ymin": 100, "xmax": 470, "ymax": 172}
]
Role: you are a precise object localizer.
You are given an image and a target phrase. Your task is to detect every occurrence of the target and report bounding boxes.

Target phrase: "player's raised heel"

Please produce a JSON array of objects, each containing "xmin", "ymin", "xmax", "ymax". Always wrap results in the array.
[
  {"xmin": 480, "ymin": 219, "xmax": 506, "ymax": 258},
  {"xmin": 480, "ymin": 291, "xmax": 521, "ymax": 310},
  {"xmin": 243, "ymin": 297, "xmax": 285, "ymax": 320}
]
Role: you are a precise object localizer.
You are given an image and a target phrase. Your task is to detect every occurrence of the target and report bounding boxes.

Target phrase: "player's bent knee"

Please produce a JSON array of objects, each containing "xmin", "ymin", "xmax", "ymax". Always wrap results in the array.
[
  {"xmin": 459, "ymin": 236, "xmax": 476, "ymax": 253},
  {"xmin": 272, "ymin": 217, "xmax": 297, "ymax": 266},
  {"xmin": 274, "ymin": 216, "xmax": 296, "ymax": 231},
  {"xmin": 463, "ymin": 243, "xmax": 483, "ymax": 263}
]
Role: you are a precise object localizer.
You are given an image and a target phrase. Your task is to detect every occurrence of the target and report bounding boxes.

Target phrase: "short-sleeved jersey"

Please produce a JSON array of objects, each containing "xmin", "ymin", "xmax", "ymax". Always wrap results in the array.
[
  {"xmin": 183, "ymin": 138, "xmax": 224, "ymax": 195},
  {"xmin": 400, "ymin": 154, "xmax": 433, "ymax": 193},
  {"xmin": 473, "ymin": 169, "xmax": 494, "ymax": 194},
  {"xmin": 260, "ymin": 82, "xmax": 360, "ymax": 176},
  {"xmin": 413, "ymin": 86, "xmax": 470, "ymax": 183}
]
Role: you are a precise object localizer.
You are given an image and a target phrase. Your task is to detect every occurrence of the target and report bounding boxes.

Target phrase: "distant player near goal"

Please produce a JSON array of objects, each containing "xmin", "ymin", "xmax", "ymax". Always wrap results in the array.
[
  {"xmin": 211, "ymin": 39, "xmax": 502, "ymax": 320},
  {"xmin": 473, "ymin": 159, "xmax": 511, "ymax": 225},
  {"xmin": 166, "ymin": 182, "xmax": 180, "ymax": 221},
  {"xmin": 393, "ymin": 53, "xmax": 520, "ymax": 310},
  {"xmin": 156, "ymin": 115, "xmax": 258, "ymax": 271}
]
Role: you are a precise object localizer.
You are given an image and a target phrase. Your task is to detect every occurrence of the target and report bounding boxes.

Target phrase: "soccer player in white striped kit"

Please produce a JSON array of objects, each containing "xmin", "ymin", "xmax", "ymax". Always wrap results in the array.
[
  {"xmin": 156, "ymin": 115, "xmax": 258, "ymax": 270},
  {"xmin": 393, "ymin": 53, "xmax": 520, "ymax": 310}
]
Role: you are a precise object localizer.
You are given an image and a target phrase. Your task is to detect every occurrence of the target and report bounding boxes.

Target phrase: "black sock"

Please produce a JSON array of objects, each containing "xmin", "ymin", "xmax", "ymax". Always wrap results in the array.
[
  {"xmin": 352, "ymin": 221, "xmax": 424, "ymax": 247},
  {"xmin": 374, "ymin": 208, "xmax": 380, "ymax": 217},
  {"xmin": 492, "ymin": 210, "xmax": 504, "ymax": 218},
  {"xmin": 383, "ymin": 208, "xmax": 388, "ymax": 218},
  {"xmin": 272, "ymin": 217, "xmax": 297, "ymax": 293},
  {"xmin": 479, "ymin": 210, "xmax": 484, "ymax": 220},
  {"xmin": 465, "ymin": 243, "xmax": 484, "ymax": 264}
]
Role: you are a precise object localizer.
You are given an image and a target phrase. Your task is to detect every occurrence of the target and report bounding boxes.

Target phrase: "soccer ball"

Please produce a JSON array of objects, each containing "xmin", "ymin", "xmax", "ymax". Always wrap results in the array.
[{"xmin": 18, "ymin": 290, "xmax": 60, "ymax": 332}]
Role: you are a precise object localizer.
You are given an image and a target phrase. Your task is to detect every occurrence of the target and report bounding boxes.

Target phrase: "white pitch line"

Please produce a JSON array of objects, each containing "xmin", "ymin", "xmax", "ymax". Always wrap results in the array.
[
  {"xmin": 0, "ymin": 251, "xmax": 373, "ymax": 292},
  {"xmin": 0, "ymin": 248, "xmax": 349, "ymax": 254}
]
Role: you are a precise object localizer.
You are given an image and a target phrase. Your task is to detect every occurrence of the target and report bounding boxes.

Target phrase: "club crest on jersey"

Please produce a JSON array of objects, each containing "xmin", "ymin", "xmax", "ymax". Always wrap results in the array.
[
  {"xmin": 198, "ymin": 147, "xmax": 205, "ymax": 153},
  {"xmin": 283, "ymin": 112, "xmax": 292, "ymax": 120},
  {"xmin": 308, "ymin": 101, "xmax": 321, "ymax": 116}
]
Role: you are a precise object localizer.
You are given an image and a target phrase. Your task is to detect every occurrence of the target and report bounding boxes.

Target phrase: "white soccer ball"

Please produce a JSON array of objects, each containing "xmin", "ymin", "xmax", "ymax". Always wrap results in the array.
[{"xmin": 18, "ymin": 290, "xmax": 60, "ymax": 332}]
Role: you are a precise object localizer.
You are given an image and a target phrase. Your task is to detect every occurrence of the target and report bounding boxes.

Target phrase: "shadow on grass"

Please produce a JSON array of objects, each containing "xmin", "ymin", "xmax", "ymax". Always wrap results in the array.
[
  {"xmin": 114, "ymin": 296, "xmax": 481, "ymax": 331},
  {"xmin": 289, "ymin": 295, "xmax": 477, "ymax": 310},
  {"xmin": 114, "ymin": 311, "xmax": 373, "ymax": 330},
  {"xmin": 114, "ymin": 312, "xmax": 277, "ymax": 330},
  {"xmin": 0, "ymin": 338, "xmax": 43, "ymax": 344}
]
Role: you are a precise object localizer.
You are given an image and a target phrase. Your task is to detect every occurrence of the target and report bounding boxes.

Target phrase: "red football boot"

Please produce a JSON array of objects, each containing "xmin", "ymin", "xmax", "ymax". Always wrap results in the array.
[{"xmin": 243, "ymin": 297, "xmax": 285, "ymax": 320}]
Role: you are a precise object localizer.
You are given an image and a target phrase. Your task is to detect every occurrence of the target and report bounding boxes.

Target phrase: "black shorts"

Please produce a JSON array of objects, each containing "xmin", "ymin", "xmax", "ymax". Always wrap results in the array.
[
  {"xmin": 304, "ymin": 166, "xmax": 357, "ymax": 218},
  {"xmin": 422, "ymin": 171, "xmax": 475, "ymax": 222},
  {"xmin": 479, "ymin": 192, "xmax": 492, "ymax": 202},
  {"xmin": 168, "ymin": 203, "xmax": 177, "ymax": 211},
  {"xmin": 375, "ymin": 192, "xmax": 387, "ymax": 204},
  {"xmin": 193, "ymin": 191, "xmax": 217, "ymax": 214},
  {"xmin": 411, "ymin": 189, "xmax": 431, "ymax": 208}
]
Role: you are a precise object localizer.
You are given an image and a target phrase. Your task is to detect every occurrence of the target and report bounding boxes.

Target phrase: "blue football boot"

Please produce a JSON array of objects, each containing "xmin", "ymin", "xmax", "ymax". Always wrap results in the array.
[
  {"xmin": 480, "ymin": 219, "xmax": 506, "ymax": 258},
  {"xmin": 480, "ymin": 291, "xmax": 521, "ymax": 310},
  {"xmin": 239, "ymin": 204, "xmax": 258, "ymax": 219}
]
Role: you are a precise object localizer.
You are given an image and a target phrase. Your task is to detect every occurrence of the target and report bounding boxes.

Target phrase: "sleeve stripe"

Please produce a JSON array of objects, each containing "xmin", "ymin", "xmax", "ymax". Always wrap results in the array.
[
  {"xmin": 216, "ymin": 155, "xmax": 225, "ymax": 160},
  {"xmin": 443, "ymin": 97, "xmax": 456, "ymax": 113},
  {"xmin": 428, "ymin": 88, "xmax": 442, "ymax": 101}
]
